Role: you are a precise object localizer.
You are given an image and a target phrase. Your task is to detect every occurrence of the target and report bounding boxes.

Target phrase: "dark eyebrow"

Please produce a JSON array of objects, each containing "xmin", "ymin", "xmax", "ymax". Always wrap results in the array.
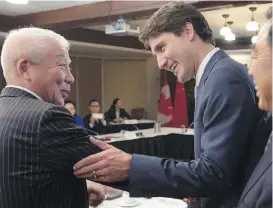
[{"xmin": 154, "ymin": 42, "xmax": 165, "ymax": 53}]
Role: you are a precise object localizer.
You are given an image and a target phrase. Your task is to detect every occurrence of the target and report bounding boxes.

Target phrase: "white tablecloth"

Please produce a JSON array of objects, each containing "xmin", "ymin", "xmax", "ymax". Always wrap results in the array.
[
  {"xmin": 109, "ymin": 119, "xmax": 155, "ymax": 125},
  {"xmin": 96, "ymin": 127, "xmax": 194, "ymax": 143},
  {"xmin": 91, "ymin": 192, "xmax": 188, "ymax": 208}
]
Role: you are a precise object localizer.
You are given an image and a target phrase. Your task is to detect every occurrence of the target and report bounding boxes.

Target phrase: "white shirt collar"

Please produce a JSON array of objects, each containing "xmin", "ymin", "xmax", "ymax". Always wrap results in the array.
[
  {"xmin": 196, "ymin": 47, "xmax": 220, "ymax": 86},
  {"xmin": 6, "ymin": 85, "xmax": 43, "ymax": 101}
]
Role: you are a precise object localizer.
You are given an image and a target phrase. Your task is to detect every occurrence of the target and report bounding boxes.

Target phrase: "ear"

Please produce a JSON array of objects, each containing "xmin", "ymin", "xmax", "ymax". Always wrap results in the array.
[
  {"xmin": 182, "ymin": 22, "xmax": 195, "ymax": 41},
  {"xmin": 16, "ymin": 58, "xmax": 31, "ymax": 80}
]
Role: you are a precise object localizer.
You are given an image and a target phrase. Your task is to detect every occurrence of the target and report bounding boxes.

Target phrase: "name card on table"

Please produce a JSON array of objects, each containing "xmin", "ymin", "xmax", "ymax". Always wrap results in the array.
[
  {"xmin": 120, "ymin": 131, "xmax": 137, "ymax": 140},
  {"xmin": 124, "ymin": 119, "xmax": 138, "ymax": 124}
]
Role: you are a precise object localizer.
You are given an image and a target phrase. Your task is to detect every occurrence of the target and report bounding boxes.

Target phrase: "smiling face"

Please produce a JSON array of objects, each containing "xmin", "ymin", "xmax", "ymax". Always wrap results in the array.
[
  {"xmin": 19, "ymin": 43, "xmax": 74, "ymax": 106},
  {"xmin": 248, "ymin": 21, "xmax": 272, "ymax": 112},
  {"xmin": 149, "ymin": 24, "xmax": 196, "ymax": 83}
]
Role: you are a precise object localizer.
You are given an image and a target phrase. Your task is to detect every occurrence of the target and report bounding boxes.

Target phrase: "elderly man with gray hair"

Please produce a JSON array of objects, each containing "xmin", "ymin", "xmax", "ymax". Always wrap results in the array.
[
  {"xmin": 237, "ymin": 7, "xmax": 272, "ymax": 208},
  {"xmin": 0, "ymin": 28, "xmax": 106, "ymax": 208}
]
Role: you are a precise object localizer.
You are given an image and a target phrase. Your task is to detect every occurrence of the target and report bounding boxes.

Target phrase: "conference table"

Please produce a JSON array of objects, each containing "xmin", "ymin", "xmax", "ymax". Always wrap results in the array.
[
  {"xmin": 93, "ymin": 128, "xmax": 194, "ymax": 208},
  {"xmin": 106, "ymin": 119, "xmax": 155, "ymax": 134},
  {"xmin": 97, "ymin": 127, "xmax": 194, "ymax": 161}
]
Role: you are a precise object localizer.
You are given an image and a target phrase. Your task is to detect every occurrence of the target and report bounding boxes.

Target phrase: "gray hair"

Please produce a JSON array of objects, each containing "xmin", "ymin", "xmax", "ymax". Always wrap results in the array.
[{"xmin": 1, "ymin": 27, "xmax": 70, "ymax": 80}]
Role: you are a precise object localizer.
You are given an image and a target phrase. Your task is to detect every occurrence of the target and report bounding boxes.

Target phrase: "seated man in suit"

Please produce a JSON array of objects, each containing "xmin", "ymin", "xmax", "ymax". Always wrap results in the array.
[
  {"xmin": 0, "ymin": 27, "xmax": 105, "ymax": 208},
  {"xmin": 83, "ymin": 99, "xmax": 107, "ymax": 135},
  {"xmin": 237, "ymin": 7, "xmax": 272, "ymax": 208},
  {"xmin": 74, "ymin": 2, "xmax": 271, "ymax": 208}
]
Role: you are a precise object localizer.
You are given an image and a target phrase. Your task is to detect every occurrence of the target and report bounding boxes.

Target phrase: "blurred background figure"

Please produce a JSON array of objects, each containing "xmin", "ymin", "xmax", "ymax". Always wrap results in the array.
[
  {"xmin": 107, "ymin": 98, "xmax": 132, "ymax": 122},
  {"xmin": 64, "ymin": 100, "xmax": 84, "ymax": 127},
  {"xmin": 83, "ymin": 99, "xmax": 107, "ymax": 135}
]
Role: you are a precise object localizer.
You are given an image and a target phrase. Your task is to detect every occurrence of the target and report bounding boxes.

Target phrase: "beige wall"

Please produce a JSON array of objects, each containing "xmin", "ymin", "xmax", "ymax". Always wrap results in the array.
[
  {"xmin": 103, "ymin": 59, "xmax": 147, "ymax": 115},
  {"xmin": 145, "ymin": 57, "xmax": 160, "ymax": 120},
  {"xmin": 69, "ymin": 57, "xmax": 102, "ymax": 117},
  {"xmin": 0, "ymin": 65, "xmax": 5, "ymax": 90},
  {"xmin": 0, "ymin": 54, "xmax": 159, "ymax": 120}
]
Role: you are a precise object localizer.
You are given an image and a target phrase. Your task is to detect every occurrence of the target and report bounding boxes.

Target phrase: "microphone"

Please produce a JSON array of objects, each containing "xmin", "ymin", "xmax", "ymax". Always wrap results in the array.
[
  {"xmin": 132, "ymin": 124, "xmax": 139, "ymax": 131},
  {"xmin": 188, "ymin": 122, "xmax": 194, "ymax": 129}
]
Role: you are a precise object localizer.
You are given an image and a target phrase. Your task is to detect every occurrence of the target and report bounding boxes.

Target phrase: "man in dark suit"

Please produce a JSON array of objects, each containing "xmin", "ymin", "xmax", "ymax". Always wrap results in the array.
[
  {"xmin": 83, "ymin": 99, "xmax": 107, "ymax": 135},
  {"xmin": 237, "ymin": 7, "xmax": 272, "ymax": 208},
  {"xmin": 73, "ymin": 2, "xmax": 271, "ymax": 208},
  {"xmin": 0, "ymin": 27, "xmax": 105, "ymax": 208}
]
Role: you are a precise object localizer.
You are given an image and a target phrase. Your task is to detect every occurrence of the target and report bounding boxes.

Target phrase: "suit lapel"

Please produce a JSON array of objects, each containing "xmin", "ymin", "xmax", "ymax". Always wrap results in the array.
[
  {"xmin": 194, "ymin": 50, "xmax": 229, "ymax": 121},
  {"xmin": 240, "ymin": 144, "xmax": 272, "ymax": 201},
  {"xmin": 199, "ymin": 50, "xmax": 229, "ymax": 87}
]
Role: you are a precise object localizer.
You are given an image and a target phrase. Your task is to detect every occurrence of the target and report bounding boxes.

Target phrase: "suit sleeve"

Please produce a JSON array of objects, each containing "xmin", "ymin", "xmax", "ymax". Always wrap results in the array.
[
  {"xmin": 121, "ymin": 109, "xmax": 132, "ymax": 119},
  {"xmin": 38, "ymin": 106, "xmax": 101, "ymax": 171},
  {"xmin": 83, "ymin": 115, "xmax": 91, "ymax": 129},
  {"xmin": 128, "ymin": 67, "xmax": 257, "ymax": 198}
]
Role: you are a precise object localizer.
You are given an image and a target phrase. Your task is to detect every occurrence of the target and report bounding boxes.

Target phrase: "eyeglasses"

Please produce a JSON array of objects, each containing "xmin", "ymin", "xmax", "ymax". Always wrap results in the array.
[{"xmin": 91, "ymin": 105, "xmax": 100, "ymax": 108}]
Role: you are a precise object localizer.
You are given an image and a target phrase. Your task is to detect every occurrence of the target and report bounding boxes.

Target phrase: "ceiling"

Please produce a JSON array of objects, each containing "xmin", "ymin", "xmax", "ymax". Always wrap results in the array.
[
  {"xmin": 0, "ymin": 1, "xmax": 271, "ymax": 40},
  {"xmin": 69, "ymin": 40, "xmax": 152, "ymax": 59},
  {"xmin": 0, "ymin": 1, "xmax": 271, "ymax": 59},
  {"xmin": 0, "ymin": 0, "xmax": 103, "ymax": 16},
  {"xmin": 0, "ymin": 31, "xmax": 151, "ymax": 59},
  {"xmin": 89, "ymin": 2, "xmax": 272, "ymax": 39}
]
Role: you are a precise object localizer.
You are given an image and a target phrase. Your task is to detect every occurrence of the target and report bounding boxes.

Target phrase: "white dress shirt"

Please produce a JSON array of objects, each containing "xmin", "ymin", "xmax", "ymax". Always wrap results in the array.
[
  {"xmin": 6, "ymin": 85, "xmax": 43, "ymax": 101},
  {"xmin": 196, "ymin": 47, "xmax": 220, "ymax": 86}
]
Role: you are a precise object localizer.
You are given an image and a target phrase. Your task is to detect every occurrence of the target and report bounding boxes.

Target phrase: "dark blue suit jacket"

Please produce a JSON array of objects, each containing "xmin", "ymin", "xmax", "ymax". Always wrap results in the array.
[
  {"xmin": 128, "ymin": 50, "xmax": 271, "ymax": 208},
  {"xmin": 238, "ymin": 138, "xmax": 272, "ymax": 208}
]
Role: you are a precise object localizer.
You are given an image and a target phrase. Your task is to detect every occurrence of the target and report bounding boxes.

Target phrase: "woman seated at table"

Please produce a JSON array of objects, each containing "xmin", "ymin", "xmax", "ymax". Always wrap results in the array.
[
  {"xmin": 64, "ymin": 100, "xmax": 84, "ymax": 127},
  {"xmin": 83, "ymin": 99, "xmax": 107, "ymax": 135},
  {"xmin": 107, "ymin": 98, "xmax": 132, "ymax": 122}
]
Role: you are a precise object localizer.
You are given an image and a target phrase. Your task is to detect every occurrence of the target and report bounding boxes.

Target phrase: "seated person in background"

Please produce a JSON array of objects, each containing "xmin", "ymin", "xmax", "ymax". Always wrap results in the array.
[
  {"xmin": 64, "ymin": 100, "xmax": 84, "ymax": 127},
  {"xmin": 107, "ymin": 98, "xmax": 132, "ymax": 122},
  {"xmin": 83, "ymin": 99, "xmax": 107, "ymax": 135}
]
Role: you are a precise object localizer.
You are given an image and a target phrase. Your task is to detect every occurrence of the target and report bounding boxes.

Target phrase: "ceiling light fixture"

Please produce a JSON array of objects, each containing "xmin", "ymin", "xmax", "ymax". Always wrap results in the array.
[
  {"xmin": 225, "ymin": 21, "xmax": 236, "ymax": 41},
  {"xmin": 251, "ymin": 29, "xmax": 259, "ymax": 44},
  {"xmin": 220, "ymin": 14, "xmax": 231, "ymax": 36},
  {"xmin": 246, "ymin": 7, "xmax": 259, "ymax": 31},
  {"xmin": 5, "ymin": 0, "xmax": 29, "ymax": 5},
  {"xmin": 251, "ymin": 35, "xmax": 258, "ymax": 44}
]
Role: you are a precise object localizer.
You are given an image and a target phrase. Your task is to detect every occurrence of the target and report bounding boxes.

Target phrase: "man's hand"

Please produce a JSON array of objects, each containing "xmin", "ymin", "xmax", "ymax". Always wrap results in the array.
[
  {"xmin": 183, "ymin": 197, "xmax": 198, "ymax": 205},
  {"xmin": 87, "ymin": 181, "xmax": 106, "ymax": 207},
  {"xmin": 74, "ymin": 138, "xmax": 132, "ymax": 182}
]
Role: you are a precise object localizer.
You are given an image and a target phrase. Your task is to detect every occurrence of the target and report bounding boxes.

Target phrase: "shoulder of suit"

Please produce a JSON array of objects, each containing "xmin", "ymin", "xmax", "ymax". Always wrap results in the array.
[
  {"xmin": 83, "ymin": 114, "xmax": 91, "ymax": 119},
  {"xmin": 207, "ymin": 59, "xmax": 251, "ymax": 85},
  {"xmin": 212, "ymin": 57, "xmax": 248, "ymax": 76},
  {"xmin": 26, "ymin": 99, "xmax": 70, "ymax": 118}
]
